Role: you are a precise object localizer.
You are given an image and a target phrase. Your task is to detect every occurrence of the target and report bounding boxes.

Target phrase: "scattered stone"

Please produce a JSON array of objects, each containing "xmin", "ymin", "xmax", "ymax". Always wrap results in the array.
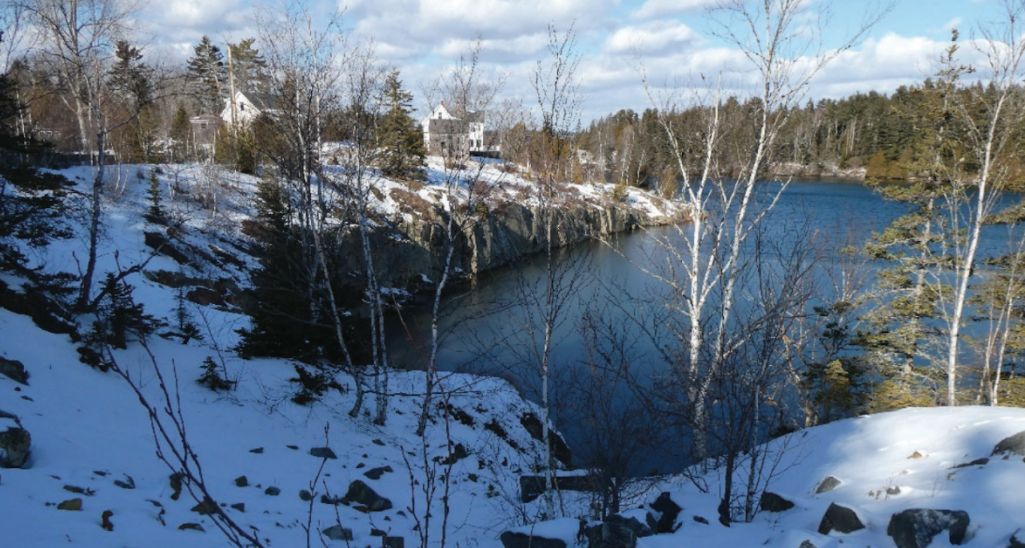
[
  {"xmin": 191, "ymin": 497, "xmax": 219, "ymax": 515},
  {"xmin": 815, "ymin": 476, "xmax": 842, "ymax": 494},
  {"xmin": 364, "ymin": 465, "xmax": 394, "ymax": 480},
  {"xmin": 371, "ymin": 528, "xmax": 386, "ymax": 537},
  {"xmin": 817, "ymin": 502, "xmax": 865, "ymax": 535},
  {"xmin": 383, "ymin": 536, "xmax": 405, "ymax": 548},
  {"xmin": 798, "ymin": 541, "xmax": 816, "ymax": 548},
  {"xmin": 287, "ymin": 444, "xmax": 298, "ymax": 450},
  {"xmin": 0, "ymin": 417, "xmax": 31, "ymax": 468},
  {"xmin": 440, "ymin": 443, "xmax": 468, "ymax": 465},
  {"xmin": 320, "ymin": 494, "xmax": 344, "ymax": 506},
  {"xmin": 372, "ymin": 438, "xmax": 385, "ymax": 446},
  {"xmin": 101, "ymin": 510, "xmax": 114, "ymax": 531},
  {"xmin": 178, "ymin": 522, "xmax": 205, "ymax": 532},
  {"xmin": 93, "ymin": 470, "xmax": 108, "ymax": 477},
  {"xmin": 693, "ymin": 515, "xmax": 709, "ymax": 525},
  {"xmin": 230, "ymin": 502, "xmax": 245, "ymax": 512},
  {"xmin": 234, "ymin": 475, "xmax": 248, "ymax": 487},
  {"xmin": 499, "ymin": 531, "xmax": 566, "ymax": 548},
  {"xmin": 309, "ymin": 447, "xmax": 337, "ymax": 459},
  {"xmin": 114, "ymin": 474, "xmax": 135, "ymax": 490},
  {"xmin": 340, "ymin": 480, "xmax": 393, "ymax": 512},
  {"xmin": 264, "ymin": 486, "xmax": 280, "ymax": 496},
  {"xmin": 249, "ymin": 447, "xmax": 264, "ymax": 454},
  {"xmin": 63, "ymin": 484, "xmax": 95, "ymax": 496},
  {"xmin": 57, "ymin": 498, "xmax": 83, "ymax": 511},
  {"xmin": 952, "ymin": 457, "xmax": 990, "ymax": 469},
  {"xmin": 992, "ymin": 431, "xmax": 1025, "ymax": 458},
  {"xmin": 0, "ymin": 357, "xmax": 29, "ymax": 384},
  {"xmin": 322, "ymin": 525, "xmax": 353, "ymax": 541},
  {"xmin": 759, "ymin": 491, "xmax": 795, "ymax": 512},
  {"xmin": 886, "ymin": 508, "xmax": 970, "ymax": 548},
  {"xmin": 299, "ymin": 489, "xmax": 313, "ymax": 501}
]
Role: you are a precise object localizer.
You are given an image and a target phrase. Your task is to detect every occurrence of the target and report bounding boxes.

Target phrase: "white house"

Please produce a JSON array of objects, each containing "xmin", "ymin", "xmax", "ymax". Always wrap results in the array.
[
  {"xmin": 421, "ymin": 103, "xmax": 487, "ymax": 159},
  {"xmin": 220, "ymin": 91, "xmax": 277, "ymax": 127}
]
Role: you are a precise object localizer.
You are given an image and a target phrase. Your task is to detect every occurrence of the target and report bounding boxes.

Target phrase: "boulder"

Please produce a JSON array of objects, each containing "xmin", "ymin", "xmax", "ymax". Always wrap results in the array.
[
  {"xmin": 309, "ymin": 446, "xmax": 337, "ymax": 459},
  {"xmin": 499, "ymin": 531, "xmax": 566, "ymax": 548},
  {"xmin": 759, "ymin": 491, "xmax": 795, "ymax": 512},
  {"xmin": 0, "ymin": 357, "xmax": 28, "ymax": 384},
  {"xmin": 57, "ymin": 498, "xmax": 83, "ymax": 511},
  {"xmin": 645, "ymin": 492, "xmax": 682, "ymax": 534},
  {"xmin": 0, "ymin": 413, "xmax": 30, "ymax": 468},
  {"xmin": 364, "ymin": 465, "xmax": 394, "ymax": 480},
  {"xmin": 340, "ymin": 480, "xmax": 393, "ymax": 512},
  {"xmin": 815, "ymin": 476, "xmax": 842, "ymax": 494},
  {"xmin": 817, "ymin": 503, "xmax": 865, "ymax": 535},
  {"xmin": 886, "ymin": 509, "xmax": 970, "ymax": 548},
  {"xmin": 992, "ymin": 431, "xmax": 1025, "ymax": 458},
  {"xmin": 322, "ymin": 525, "xmax": 353, "ymax": 541},
  {"xmin": 585, "ymin": 515, "xmax": 652, "ymax": 548}
]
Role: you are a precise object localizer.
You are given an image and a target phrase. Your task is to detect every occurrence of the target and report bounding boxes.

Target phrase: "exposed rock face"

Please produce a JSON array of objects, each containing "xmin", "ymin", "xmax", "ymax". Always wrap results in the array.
[
  {"xmin": 520, "ymin": 412, "xmax": 572, "ymax": 467},
  {"xmin": 992, "ymin": 431, "xmax": 1025, "ymax": 458},
  {"xmin": 1010, "ymin": 529, "xmax": 1025, "ymax": 547},
  {"xmin": 759, "ymin": 491, "xmax": 795, "ymax": 512},
  {"xmin": 499, "ymin": 531, "xmax": 566, "ymax": 548},
  {"xmin": 817, "ymin": 503, "xmax": 865, "ymax": 535},
  {"xmin": 0, "ymin": 412, "xmax": 30, "ymax": 468},
  {"xmin": 338, "ymin": 200, "xmax": 676, "ymax": 295},
  {"xmin": 886, "ymin": 509, "xmax": 970, "ymax": 548},
  {"xmin": 646, "ymin": 492, "xmax": 682, "ymax": 534},
  {"xmin": 340, "ymin": 480, "xmax": 392, "ymax": 512},
  {"xmin": 0, "ymin": 357, "xmax": 29, "ymax": 384}
]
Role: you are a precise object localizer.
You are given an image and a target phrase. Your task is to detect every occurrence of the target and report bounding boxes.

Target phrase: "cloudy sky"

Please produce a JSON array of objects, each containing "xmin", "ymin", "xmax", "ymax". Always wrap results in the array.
[{"xmin": 132, "ymin": 0, "xmax": 1006, "ymax": 122}]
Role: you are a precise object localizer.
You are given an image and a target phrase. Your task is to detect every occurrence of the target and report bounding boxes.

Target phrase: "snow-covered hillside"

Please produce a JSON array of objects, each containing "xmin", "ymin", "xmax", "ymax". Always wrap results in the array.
[{"xmin": 507, "ymin": 406, "xmax": 1025, "ymax": 548}]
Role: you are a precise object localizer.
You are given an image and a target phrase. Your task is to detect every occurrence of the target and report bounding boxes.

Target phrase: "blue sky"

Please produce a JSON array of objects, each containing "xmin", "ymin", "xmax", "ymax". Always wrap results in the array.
[{"xmin": 125, "ymin": 0, "xmax": 1011, "ymax": 121}]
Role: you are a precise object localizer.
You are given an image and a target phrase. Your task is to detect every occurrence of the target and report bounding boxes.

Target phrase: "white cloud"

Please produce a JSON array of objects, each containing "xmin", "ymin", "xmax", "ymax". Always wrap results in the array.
[
  {"xmin": 605, "ymin": 21, "xmax": 698, "ymax": 55},
  {"xmin": 632, "ymin": 0, "xmax": 719, "ymax": 20}
]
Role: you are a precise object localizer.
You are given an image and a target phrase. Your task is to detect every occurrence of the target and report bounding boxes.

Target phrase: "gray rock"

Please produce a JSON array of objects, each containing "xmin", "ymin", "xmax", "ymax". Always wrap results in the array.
[
  {"xmin": 993, "ymin": 431, "xmax": 1025, "ymax": 458},
  {"xmin": 264, "ymin": 486, "xmax": 280, "ymax": 496},
  {"xmin": 382, "ymin": 537, "xmax": 405, "ymax": 548},
  {"xmin": 364, "ymin": 465, "xmax": 394, "ymax": 480},
  {"xmin": 799, "ymin": 542, "xmax": 817, "ymax": 548},
  {"xmin": 322, "ymin": 525, "xmax": 353, "ymax": 541},
  {"xmin": 817, "ymin": 503, "xmax": 865, "ymax": 534},
  {"xmin": 234, "ymin": 475, "xmax": 248, "ymax": 487},
  {"xmin": 499, "ymin": 531, "xmax": 566, "ymax": 548},
  {"xmin": 0, "ymin": 414, "xmax": 30, "ymax": 468},
  {"xmin": 886, "ymin": 508, "xmax": 970, "ymax": 548},
  {"xmin": 759, "ymin": 491, "xmax": 795, "ymax": 512},
  {"xmin": 585, "ymin": 515, "xmax": 652, "ymax": 548},
  {"xmin": 341, "ymin": 480, "xmax": 393, "ymax": 512},
  {"xmin": 57, "ymin": 498, "xmax": 82, "ymax": 511},
  {"xmin": 309, "ymin": 446, "xmax": 337, "ymax": 459},
  {"xmin": 815, "ymin": 476, "xmax": 842, "ymax": 494},
  {"xmin": 0, "ymin": 357, "xmax": 28, "ymax": 384}
]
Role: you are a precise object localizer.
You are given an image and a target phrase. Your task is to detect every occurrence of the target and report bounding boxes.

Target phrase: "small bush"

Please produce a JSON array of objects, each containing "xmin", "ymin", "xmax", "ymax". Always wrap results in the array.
[
  {"xmin": 197, "ymin": 356, "xmax": 235, "ymax": 391},
  {"xmin": 290, "ymin": 365, "xmax": 340, "ymax": 405}
]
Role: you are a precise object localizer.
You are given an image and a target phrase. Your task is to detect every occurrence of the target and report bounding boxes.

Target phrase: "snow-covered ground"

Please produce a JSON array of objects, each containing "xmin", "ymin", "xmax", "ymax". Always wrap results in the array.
[{"xmin": 4, "ymin": 162, "xmax": 1022, "ymax": 547}]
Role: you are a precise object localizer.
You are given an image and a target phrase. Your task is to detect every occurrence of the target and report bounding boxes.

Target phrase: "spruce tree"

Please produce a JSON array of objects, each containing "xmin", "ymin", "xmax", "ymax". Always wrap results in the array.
[
  {"xmin": 378, "ymin": 70, "xmax": 425, "ymax": 181},
  {"xmin": 170, "ymin": 104, "xmax": 191, "ymax": 161},
  {"xmin": 228, "ymin": 38, "xmax": 270, "ymax": 94},
  {"xmin": 187, "ymin": 36, "xmax": 226, "ymax": 114}
]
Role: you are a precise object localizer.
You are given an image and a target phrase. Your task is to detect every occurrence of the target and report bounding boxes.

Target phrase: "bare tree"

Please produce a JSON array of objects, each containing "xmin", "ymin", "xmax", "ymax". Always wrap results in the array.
[{"xmin": 935, "ymin": 2, "xmax": 1025, "ymax": 405}]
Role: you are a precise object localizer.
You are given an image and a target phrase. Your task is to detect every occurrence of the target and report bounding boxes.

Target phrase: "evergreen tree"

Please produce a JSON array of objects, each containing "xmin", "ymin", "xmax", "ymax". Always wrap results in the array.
[
  {"xmin": 378, "ymin": 70, "xmax": 425, "ymax": 181},
  {"xmin": 228, "ymin": 38, "xmax": 270, "ymax": 95},
  {"xmin": 169, "ymin": 103, "xmax": 191, "ymax": 161},
  {"xmin": 146, "ymin": 169, "xmax": 164, "ymax": 223},
  {"xmin": 187, "ymin": 36, "xmax": 226, "ymax": 114}
]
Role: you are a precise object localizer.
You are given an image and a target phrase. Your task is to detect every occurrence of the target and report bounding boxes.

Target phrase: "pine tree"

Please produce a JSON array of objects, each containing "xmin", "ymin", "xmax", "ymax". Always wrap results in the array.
[
  {"xmin": 228, "ymin": 38, "xmax": 270, "ymax": 95},
  {"xmin": 187, "ymin": 36, "xmax": 226, "ymax": 114},
  {"xmin": 378, "ymin": 70, "xmax": 425, "ymax": 181},
  {"xmin": 170, "ymin": 104, "xmax": 191, "ymax": 161},
  {"xmin": 145, "ymin": 169, "xmax": 164, "ymax": 223}
]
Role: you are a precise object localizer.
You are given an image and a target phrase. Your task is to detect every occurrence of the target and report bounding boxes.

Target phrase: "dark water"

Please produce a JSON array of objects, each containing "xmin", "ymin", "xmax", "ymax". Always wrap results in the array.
[{"xmin": 387, "ymin": 180, "xmax": 1022, "ymax": 473}]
